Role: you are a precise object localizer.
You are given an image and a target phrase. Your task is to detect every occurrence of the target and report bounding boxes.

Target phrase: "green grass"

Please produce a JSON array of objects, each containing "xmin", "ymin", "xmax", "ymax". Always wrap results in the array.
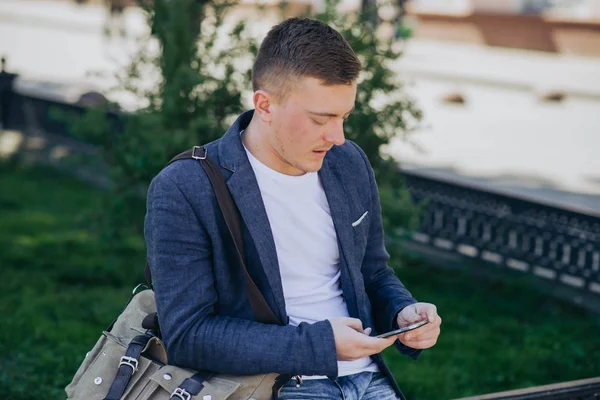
[
  {"xmin": 385, "ymin": 259, "xmax": 600, "ymax": 399},
  {"xmin": 1, "ymin": 161, "xmax": 599, "ymax": 400},
  {"xmin": 0, "ymin": 162, "xmax": 146, "ymax": 400}
]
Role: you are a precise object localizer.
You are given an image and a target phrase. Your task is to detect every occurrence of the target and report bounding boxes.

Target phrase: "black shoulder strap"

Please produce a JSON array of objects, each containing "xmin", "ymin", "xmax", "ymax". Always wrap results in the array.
[{"xmin": 146, "ymin": 146, "xmax": 281, "ymax": 326}]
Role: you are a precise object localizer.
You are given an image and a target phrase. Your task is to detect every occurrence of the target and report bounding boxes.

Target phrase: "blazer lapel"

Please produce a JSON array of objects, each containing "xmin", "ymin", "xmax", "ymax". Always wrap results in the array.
[
  {"xmin": 226, "ymin": 167, "xmax": 287, "ymax": 322},
  {"xmin": 319, "ymin": 159, "xmax": 362, "ymax": 321},
  {"xmin": 217, "ymin": 111, "xmax": 287, "ymax": 323}
]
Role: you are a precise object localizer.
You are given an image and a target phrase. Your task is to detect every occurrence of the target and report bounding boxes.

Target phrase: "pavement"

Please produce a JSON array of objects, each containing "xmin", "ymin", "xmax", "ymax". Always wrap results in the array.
[{"xmin": 1, "ymin": 0, "xmax": 599, "ymax": 215}]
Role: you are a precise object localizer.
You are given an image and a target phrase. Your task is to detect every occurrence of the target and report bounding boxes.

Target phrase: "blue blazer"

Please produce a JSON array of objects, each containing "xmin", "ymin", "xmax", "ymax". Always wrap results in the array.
[{"xmin": 144, "ymin": 110, "xmax": 421, "ymax": 398}]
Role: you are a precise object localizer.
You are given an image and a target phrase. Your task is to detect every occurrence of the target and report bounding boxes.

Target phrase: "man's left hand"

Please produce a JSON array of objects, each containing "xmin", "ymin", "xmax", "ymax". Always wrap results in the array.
[{"xmin": 395, "ymin": 302, "xmax": 441, "ymax": 349}]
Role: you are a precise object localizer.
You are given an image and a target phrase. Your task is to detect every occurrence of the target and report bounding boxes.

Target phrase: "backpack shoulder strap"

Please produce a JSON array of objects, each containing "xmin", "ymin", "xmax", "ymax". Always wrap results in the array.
[{"xmin": 146, "ymin": 146, "xmax": 281, "ymax": 325}]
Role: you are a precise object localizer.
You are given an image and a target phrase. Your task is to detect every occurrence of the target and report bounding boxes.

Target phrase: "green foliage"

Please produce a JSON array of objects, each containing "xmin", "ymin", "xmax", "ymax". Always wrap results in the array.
[
  {"xmin": 0, "ymin": 163, "xmax": 142, "ymax": 399},
  {"xmin": 65, "ymin": 0, "xmax": 257, "ymax": 243},
  {"xmin": 1, "ymin": 162, "xmax": 599, "ymax": 399}
]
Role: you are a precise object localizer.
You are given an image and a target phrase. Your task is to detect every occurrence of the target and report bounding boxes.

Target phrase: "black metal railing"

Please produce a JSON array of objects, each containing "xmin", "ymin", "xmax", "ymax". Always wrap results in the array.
[
  {"xmin": 403, "ymin": 170, "xmax": 600, "ymax": 302},
  {"xmin": 1, "ymin": 62, "xmax": 119, "ymax": 138},
  {"xmin": 0, "ymin": 60, "xmax": 18, "ymax": 130}
]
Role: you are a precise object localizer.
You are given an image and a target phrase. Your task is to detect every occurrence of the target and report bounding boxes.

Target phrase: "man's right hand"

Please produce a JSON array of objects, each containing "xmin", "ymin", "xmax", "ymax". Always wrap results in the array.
[{"xmin": 329, "ymin": 317, "xmax": 397, "ymax": 361}]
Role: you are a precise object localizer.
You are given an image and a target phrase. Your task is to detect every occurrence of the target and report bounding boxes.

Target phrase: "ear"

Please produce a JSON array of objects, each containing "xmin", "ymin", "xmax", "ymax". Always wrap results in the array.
[{"xmin": 253, "ymin": 90, "xmax": 274, "ymax": 123}]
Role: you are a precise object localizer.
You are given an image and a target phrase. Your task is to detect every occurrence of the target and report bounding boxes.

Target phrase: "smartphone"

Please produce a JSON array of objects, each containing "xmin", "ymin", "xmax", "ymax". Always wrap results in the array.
[{"xmin": 375, "ymin": 319, "xmax": 429, "ymax": 338}]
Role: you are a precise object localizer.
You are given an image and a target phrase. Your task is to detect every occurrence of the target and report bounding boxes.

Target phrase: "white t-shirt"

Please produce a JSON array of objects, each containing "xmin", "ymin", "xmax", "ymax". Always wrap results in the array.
[{"xmin": 243, "ymin": 141, "xmax": 379, "ymax": 379}]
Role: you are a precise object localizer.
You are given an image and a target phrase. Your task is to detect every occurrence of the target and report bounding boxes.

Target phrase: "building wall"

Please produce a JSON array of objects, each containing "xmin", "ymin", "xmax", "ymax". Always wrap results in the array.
[{"xmin": 406, "ymin": 0, "xmax": 600, "ymax": 57}]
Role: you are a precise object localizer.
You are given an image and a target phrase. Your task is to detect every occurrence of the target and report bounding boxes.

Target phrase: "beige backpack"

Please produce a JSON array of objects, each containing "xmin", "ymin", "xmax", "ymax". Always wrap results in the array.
[{"xmin": 65, "ymin": 147, "xmax": 284, "ymax": 400}]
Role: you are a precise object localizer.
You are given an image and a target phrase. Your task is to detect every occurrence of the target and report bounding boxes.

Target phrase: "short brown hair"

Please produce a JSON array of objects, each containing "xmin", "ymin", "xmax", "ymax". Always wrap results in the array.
[{"xmin": 252, "ymin": 18, "xmax": 361, "ymax": 100}]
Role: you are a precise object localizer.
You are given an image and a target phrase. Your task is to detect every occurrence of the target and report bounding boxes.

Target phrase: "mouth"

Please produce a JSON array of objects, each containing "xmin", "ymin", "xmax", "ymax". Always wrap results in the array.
[{"xmin": 312, "ymin": 147, "xmax": 332, "ymax": 157}]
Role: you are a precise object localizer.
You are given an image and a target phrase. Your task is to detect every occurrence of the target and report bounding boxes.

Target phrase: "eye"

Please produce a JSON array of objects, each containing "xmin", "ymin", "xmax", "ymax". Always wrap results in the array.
[{"xmin": 311, "ymin": 118, "xmax": 328, "ymax": 126}]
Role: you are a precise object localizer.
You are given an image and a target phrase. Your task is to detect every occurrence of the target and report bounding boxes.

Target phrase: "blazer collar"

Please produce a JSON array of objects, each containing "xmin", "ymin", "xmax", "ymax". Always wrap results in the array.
[{"xmin": 217, "ymin": 110, "xmax": 254, "ymax": 173}]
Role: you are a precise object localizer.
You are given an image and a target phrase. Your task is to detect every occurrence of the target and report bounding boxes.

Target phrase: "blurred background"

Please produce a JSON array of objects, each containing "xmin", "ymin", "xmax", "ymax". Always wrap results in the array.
[{"xmin": 1, "ymin": 0, "xmax": 599, "ymax": 399}]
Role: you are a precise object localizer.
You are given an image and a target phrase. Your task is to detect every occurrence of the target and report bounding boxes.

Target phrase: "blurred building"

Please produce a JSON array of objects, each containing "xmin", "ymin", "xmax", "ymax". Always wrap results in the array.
[
  {"xmin": 405, "ymin": 0, "xmax": 600, "ymax": 56},
  {"xmin": 380, "ymin": 0, "xmax": 600, "ymax": 209}
]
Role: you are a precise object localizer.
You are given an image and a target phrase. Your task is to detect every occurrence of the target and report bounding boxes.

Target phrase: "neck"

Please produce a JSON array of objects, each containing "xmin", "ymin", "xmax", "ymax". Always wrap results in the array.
[
  {"xmin": 242, "ymin": 114, "xmax": 304, "ymax": 176},
  {"xmin": 240, "ymin": 114, "xmax": 265, "ymax": 162}
]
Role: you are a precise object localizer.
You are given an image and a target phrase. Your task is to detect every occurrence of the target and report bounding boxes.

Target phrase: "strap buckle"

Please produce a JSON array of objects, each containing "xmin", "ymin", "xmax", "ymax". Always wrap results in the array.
[
  {"xmin": 191, "ymin": 146, "xmax": 207, "ymax": 160},
  {"xmin": 171, "ymin": 387, "xmax": 192, "ymax": 400},
  {"xmin": 132, "ymin": 283, "xmax": 148, "ymax": 296},
  {"xmin": 118, "ymin": 356, "xmax": 139, "ymax": 374}
]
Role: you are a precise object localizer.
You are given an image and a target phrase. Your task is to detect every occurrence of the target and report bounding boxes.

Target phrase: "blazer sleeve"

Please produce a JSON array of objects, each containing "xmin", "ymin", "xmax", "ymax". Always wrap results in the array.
[
  {"xmin": 144, "ymin": 170, "xmax": 338, "ymax": 376},
  {"xmin": 351, "ymin": 143, "xmax": 423, "ymax": 360}
]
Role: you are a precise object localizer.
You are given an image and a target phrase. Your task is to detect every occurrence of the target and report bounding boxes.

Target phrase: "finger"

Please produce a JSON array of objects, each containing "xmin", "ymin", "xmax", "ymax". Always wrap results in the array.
[
  {"xmin": 342, "ymin": 318, "xmax": 364, "ymax": 332},
  {"xmin": 401, "ymin": 336, "xmax": 439, "ymax": 349},
  {"xmin": 402, "ymin": 320, "xmax": 441, "ymax": 336},
  {"xmin": 363, "ymin": 327, "xmax": 372, "ymax": 335},
  {"xmin": 405, "ymin": 317, "xmax": 442, "ymax": 338},
  {"xmin": 400, "ymin": 326, "xmax": 439, "ymax": 341},
  {"xmin": 421, "ymin": 304, "xmax": 438, "ymax": 324},
  {"xmin": 402, "ymin": 305, "xmax": 423, "ymax": 323},
  {"xmin": 401, "ymin": 328, "xmax": 440, "ymax": 343},
  {"xmin": 377, "ymin": 335, "xmax": 398, "ymax": 350},
  {"xmin": 418, "ymin": 316, "xmax": 441, "ymax": 332},
  {"xmin": 362, "ymin": 335, "xmax": 396, "ymax": 353},
  {"xmin": 400, "ymin": 324, "xmax": 441, "ymax": 343}
]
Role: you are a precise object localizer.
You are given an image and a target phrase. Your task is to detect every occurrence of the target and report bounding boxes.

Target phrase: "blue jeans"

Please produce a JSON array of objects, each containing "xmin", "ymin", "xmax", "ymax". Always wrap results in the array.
[{"xmin": 278, "ymin": 372, "xmax": 400, "ymax": 400}]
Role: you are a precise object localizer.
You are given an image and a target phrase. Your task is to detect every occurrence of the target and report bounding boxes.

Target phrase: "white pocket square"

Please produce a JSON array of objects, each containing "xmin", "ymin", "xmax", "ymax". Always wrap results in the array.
[{"xmin": 352, "ymin": 211, "xmax": 369, "ymax": 227}]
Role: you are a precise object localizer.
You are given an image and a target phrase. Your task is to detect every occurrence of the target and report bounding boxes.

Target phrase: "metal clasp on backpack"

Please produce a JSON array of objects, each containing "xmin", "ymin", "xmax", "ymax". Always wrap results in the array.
[
  {"xmin": 191, "ymin": 146, "xmax": 207, "ymax": 160},
  {"xmin": 132, "ymin": 283, "xmax": 149, "ymax": 295},
  {"xmin": 118, "ymin": 356, "xmax": 139, "ymax": 374},
  {"xmin": 171, "ymin": 387, "xmax": 192, "ymax": 400}
]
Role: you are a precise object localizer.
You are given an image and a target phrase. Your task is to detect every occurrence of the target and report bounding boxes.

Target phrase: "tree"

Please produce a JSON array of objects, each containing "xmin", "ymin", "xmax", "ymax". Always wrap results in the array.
[
  {"xmin": 65, "ymin": 0, "xmax": 256, "ymax": 249},
  {"xmin": 65, "ymin": 0, "xmax": 421, "ymax": 268}
]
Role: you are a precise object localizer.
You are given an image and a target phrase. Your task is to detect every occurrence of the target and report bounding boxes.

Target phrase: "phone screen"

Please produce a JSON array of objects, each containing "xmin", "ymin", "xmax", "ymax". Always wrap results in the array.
[{"xmin": 375, "ymin": 318, "xmax": 429, "ymax": 338}]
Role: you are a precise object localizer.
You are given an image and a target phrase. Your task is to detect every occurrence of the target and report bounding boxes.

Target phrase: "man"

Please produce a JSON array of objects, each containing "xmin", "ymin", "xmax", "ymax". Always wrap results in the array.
[{"xmin": 145, "ymin": 17, "xmax": 441, "ymax": 400}]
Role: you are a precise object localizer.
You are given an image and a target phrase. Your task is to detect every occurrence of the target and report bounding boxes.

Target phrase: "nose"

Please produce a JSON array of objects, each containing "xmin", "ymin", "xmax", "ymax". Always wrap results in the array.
[{"xmin": 323, "ymin": 119, "xmax": 346, "ymax": 146}]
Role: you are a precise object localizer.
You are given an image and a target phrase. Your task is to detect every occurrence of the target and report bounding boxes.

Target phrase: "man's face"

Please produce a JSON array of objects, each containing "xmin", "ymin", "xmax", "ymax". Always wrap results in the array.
[{"xmin": 266, "ymin": 77, "xmax": 357, "ymax": 176}]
